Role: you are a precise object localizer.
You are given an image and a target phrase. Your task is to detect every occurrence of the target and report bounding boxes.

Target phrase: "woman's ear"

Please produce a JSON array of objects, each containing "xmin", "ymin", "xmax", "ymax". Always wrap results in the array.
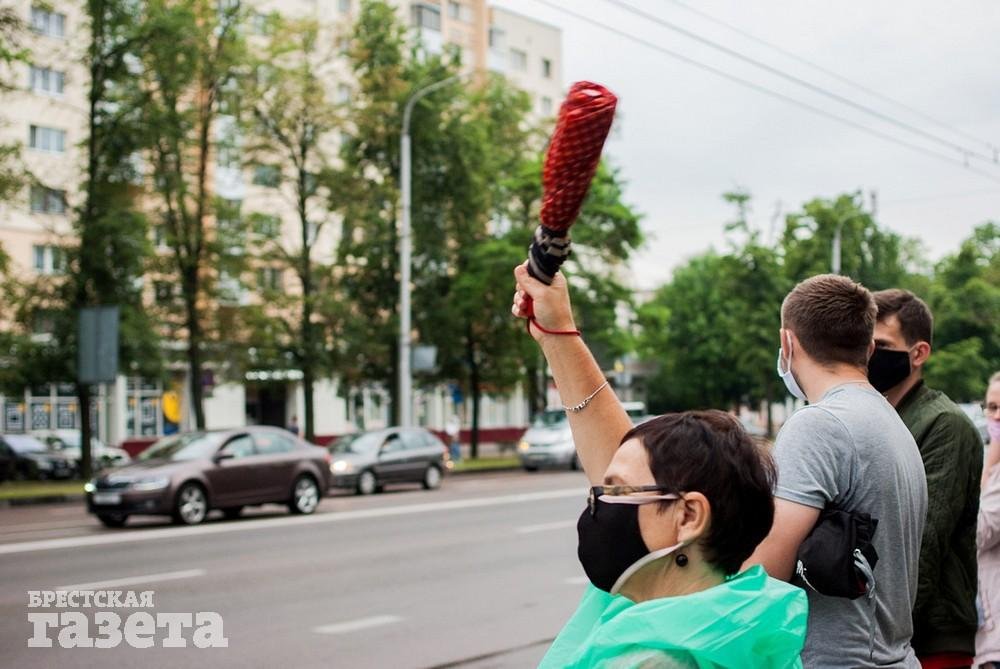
[{"xmin": 675, "ymin": 492, "xmax": 711, "ymax": 544}]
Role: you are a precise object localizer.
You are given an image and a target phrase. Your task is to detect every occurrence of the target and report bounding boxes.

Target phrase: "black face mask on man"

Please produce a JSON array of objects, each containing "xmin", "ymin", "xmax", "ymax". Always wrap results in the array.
[
  {"xmin": 577, "ymin": 493, "xmax": 683, "ymax": 594},
  {"xmin": 868, "ymin": 347, "xmax": 912, "ymax": 392}
]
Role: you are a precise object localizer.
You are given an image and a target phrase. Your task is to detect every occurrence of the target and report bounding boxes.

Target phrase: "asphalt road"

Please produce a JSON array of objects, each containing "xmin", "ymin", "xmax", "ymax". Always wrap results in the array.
[{"xmin": 0, "ymin": 470, "xmax": 592, "ymax": 668}]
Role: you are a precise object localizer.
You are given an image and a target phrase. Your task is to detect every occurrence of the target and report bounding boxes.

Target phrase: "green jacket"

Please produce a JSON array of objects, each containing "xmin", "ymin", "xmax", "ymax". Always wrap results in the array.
[
  {"xmin": 538, "ymin": 565, "xmax": 807, "ymax": 668},
  {"xmin": 897, "ymin": 381, "xmax": 982, "ymax": 656}
]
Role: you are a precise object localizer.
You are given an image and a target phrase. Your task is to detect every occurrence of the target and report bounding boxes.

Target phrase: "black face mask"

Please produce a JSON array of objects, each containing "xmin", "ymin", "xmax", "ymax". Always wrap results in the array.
[
  {"xmin": 868, "ymin": 347, "xmax": 911, "ymax": 392},
  {"xmin": 576, "ymin": 500, "xmax": 651, "ymax": 593}
]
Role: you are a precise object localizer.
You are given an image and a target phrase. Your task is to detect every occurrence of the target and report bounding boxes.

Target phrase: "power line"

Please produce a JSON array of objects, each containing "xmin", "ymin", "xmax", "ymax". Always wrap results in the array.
[
  {"xmin": 661, "ymin": 0, "xmax": 999, "ymax": 156},
  {"xmin": 880, "ymin": 188, "xmax": 1000, "ymax": 206},
  {"xmin": 530, "ymin": 0, "xmax": 1000, "ymax": 185},
  {"xmin": 598, "ymin": 0, "xmax": 999, "ymax": 167}
]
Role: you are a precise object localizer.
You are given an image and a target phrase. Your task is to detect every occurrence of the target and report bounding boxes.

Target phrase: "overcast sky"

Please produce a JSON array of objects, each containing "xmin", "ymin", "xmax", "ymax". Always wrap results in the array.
[{"xmin": 492, "ymin": 0, "xmax": 1000, "ymax": 291}]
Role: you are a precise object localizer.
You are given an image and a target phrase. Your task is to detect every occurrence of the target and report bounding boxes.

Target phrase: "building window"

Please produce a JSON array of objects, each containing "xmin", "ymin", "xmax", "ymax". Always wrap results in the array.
[
  {"xmin": 30, "ymin": 185, "xmax": 66, "ymax": 214},
  {"xmin": 251, "ymin": 213, "xmax": 280, "ymax": 238},
  {"xmin": 338, "ymin": 0, "xmax": 351, "ymax": 12},
  {"xmin": 257, "ymin": 266, "xmax": 282, "ymax": 291},
  {"xmin": 336, "ymin": 35, "xmax": 351, "ymax": 55},
  {"xmin": 540, "ymin": 96, "xmax": 553, "ymax": 116},
  {"xmin": 153, "ymin": 224, "xmax": 170, "ymax": 249},
  {"xmin": 488, "ymin": 26, "xmax": 505, "ymax": 49},
  {"xmin": 541, "ymin": 58, "xmax": 552, "ymax": 79},
  {"xmin": 253, "ymin": 165, "xmax": 280, "ymax": 188},
  {"xmin": 30, "ymin": 6, "xmax": 65, "ymax": 38},
  {"xmin": 509, "ymin": 48, "xmax": 527, "ymax": 72},
  {"xmin": 336, "ymin": 83, "xmax": 351, "ymax": 104},
  {"xmin": 447, "ymin": 1, "xmax": 472, "ymax": 22},
  {"xmin": 250, "ymin": 12, "xmax": 272, "ymax": 35},
  {"xmin": 30, "ymin": 65, "xmax": 65, "ymax": 96},
  {"xmin": 32, "ymin": 245, "xmax": 64, "ymax": 275},
  {"xmin": 411, "ymin": 3, "xmax": 441, "ymax": 31},
  {"xmin": 29, "ymin": 125, "xmax": 66, "ymax": 153},
  {"xmin": 153, "ymin": 281, "xmax": 174, "ymax": 304}
]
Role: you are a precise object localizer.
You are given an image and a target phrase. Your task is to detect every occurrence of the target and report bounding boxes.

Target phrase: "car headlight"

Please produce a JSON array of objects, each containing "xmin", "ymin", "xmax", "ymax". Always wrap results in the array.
[
  {"xmin": 517, "ymin": 440, "xmax": 530, "ymax": 453},
  {"xmin": 129, "ymin": 476, "xmax": 170, "ymax": 492},
  {"xmin": 84, "ymin": 480, "xmax": 96, "ymax": 493},
  {"xmin": 331, "ymin": 460, "xmax": 353, "ymax": 474}
]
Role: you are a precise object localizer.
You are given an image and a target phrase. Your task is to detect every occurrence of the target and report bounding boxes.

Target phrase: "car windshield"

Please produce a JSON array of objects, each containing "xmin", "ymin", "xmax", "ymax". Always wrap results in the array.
[
  {"xmin": 330, "ymin": 432, "xmax": 382, "ymax": 455},
  {"xmin": 4, "ymin": 435, "xmax": 49, "ymax": 453},
  {"xmin": 138, "ymin": 433, "xmax": 224, "ymax": 461},
  {"xmin": 532, "ymin": 410, "xmax": 568, "ymax": 428}
]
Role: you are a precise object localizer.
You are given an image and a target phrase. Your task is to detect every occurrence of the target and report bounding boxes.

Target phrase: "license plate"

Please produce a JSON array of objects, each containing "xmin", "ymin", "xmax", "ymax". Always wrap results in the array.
[{"xmin": 92, "ymin": 492, "xmax": 121, "ymax": 505}]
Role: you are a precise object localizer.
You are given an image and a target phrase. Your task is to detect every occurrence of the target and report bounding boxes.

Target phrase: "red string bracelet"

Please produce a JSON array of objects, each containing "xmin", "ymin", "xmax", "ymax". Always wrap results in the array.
[{"xmin": 527, "ymin": 318, "xmax": 581, "ymax": 337}]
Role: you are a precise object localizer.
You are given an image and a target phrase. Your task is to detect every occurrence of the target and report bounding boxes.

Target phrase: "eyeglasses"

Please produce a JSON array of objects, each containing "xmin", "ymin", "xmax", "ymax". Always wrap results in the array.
[
  {"xmin": 587, "ymin": 485, "xmax": 680, "ymax": 517},
  {"xmin": 984, "ymin": 403, "xmax": 1000, "ymax": 417}
]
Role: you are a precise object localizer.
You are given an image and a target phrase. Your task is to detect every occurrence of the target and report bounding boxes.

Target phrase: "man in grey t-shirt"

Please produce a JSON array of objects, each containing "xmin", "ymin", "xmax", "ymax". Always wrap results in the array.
[{"xmin": 746, "ymin": 275, "xmax": 928, "ymax": 668}]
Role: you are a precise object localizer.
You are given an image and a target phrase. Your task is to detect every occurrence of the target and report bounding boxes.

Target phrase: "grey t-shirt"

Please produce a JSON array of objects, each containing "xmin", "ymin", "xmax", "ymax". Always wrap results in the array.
[{"xmin": 774, "ymin": 383, "xmax": 927, "ymax": 668}]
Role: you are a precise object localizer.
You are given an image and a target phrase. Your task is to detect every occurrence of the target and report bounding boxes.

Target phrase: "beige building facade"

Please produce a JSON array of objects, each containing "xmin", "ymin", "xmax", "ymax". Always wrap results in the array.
[{"xmin": 0, "ymin": 0, "xmax": 562, "ymax": 445}]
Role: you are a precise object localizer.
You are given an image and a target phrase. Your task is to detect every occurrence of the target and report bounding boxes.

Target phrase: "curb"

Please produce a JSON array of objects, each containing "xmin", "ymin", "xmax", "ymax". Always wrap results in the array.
[{"xmin": 0, "ymin": 466, "xmax": 529, "ymax": 508}]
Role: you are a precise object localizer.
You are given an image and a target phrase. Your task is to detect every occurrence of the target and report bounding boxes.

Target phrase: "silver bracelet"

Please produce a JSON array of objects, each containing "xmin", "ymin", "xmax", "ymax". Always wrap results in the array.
[{"xmin": 564, "ymin": 380, "xmax": 610, "ymax": 414}]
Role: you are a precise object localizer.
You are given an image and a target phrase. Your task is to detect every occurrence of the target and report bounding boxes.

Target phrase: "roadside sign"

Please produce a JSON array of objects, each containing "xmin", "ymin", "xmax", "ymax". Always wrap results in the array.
[{"xmin": 78, "ymin": 306, "xmax": 119, "ymax": 384}]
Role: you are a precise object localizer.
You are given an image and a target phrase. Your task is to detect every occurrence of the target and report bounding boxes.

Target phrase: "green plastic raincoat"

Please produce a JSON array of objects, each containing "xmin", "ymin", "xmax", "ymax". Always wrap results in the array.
[{"xmin": 538, "ymin": 565, "xmax": 807, "ymax": 668}]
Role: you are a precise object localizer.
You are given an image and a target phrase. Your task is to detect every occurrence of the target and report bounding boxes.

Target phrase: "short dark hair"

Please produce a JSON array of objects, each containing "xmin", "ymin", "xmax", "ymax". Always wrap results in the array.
[
  {"xmin": 781, "ymin": 274, "xmax": 876, "ymax": 367},
  {"xmin": 621, "ymin": 410, "xmax": 776, "ymax": 575},
  {"xmin": 873, "ymin": 289, "xmax": 933, "ymax": 347}
]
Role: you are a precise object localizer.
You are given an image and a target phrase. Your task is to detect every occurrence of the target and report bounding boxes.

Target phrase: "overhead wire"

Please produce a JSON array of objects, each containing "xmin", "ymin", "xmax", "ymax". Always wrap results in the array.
[
  {"xmin": 528, "ymin": 0, "xmax": 1000, "ymax": 185},
  {"xmin": 597, "ymin": 0, "xmax": 998, "ymax": 166},
  {"xmin": 660, "ymin": 0, "xmax": 999, "ymax": 156}
]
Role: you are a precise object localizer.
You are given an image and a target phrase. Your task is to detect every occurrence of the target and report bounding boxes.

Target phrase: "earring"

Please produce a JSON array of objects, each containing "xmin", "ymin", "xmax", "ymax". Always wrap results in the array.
[{"xmin": 675, "ymin": 553, "xmax": 688, "ymax": 567}]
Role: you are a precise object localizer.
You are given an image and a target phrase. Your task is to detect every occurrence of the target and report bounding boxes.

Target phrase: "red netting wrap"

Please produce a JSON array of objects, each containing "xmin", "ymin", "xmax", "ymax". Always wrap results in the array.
[{"xmin": 528, "ymin": 81, "xmax": 617, "ymax": 285}]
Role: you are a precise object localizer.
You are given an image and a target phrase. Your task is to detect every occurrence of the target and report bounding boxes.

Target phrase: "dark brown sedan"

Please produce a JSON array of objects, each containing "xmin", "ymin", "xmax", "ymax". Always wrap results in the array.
[{"xmin": 85, "ymin": 427, "xmax": 331, "ymax": 527}]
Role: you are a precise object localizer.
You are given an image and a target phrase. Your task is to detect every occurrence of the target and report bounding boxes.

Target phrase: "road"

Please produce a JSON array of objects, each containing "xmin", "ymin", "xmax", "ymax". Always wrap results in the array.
[{"xmin": 0, "ymin": 470, "xmax": 592, "ymax": 668}]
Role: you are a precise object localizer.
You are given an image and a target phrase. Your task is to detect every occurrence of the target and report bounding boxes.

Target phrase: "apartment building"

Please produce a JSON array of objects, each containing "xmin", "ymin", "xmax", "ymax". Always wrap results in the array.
[{"xmin": 0, "ymin": 0, "xmax": 562, "ymax": 445}]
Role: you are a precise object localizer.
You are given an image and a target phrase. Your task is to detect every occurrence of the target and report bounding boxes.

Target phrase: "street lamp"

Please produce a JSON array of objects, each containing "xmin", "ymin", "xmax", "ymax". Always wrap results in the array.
[{"xmin": 399, "ymin": 74, "xmax": 461, "ymax": 428}]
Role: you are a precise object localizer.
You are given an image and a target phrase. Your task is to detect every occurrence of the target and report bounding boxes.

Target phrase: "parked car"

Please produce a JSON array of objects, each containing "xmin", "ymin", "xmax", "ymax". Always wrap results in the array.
[
  {"xmin": 0, "ymin": 434, "xmax": 75, "ymax": 480},
  {"xmin": 32, "ymin": 429, "xmax": 132, "ymax": 474},
  {"xmin": 85, "ymin": 427, "xmax": 331, "ymax": 528},
  {"xmin": 518, "ymin": 402, "xmax": 650, "ymax": 472},
  {"xmin": 959, "ymin": 403, "xmax": 990, "ymax": 445},
  {"xmin": 328, "ymin": 427, "xmax": 449, "ymax": 495}
]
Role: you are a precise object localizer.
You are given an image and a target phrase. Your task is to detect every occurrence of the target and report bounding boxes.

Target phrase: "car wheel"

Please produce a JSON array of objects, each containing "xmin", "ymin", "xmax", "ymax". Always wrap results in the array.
[
  {"xmin": 570, "ymin": 455, "xmax": 580, "ymax": 471},
  {"xmin": 289, "ymin": 475, "xmax": 320, "ymax": 515},
  {"xmin": 97, "ymin": 513, "xmax": 128, "ymax": 528},
  {"xmin": 422, "ymin": 465, "xmax": 442, "ymax": 490},
  {"xmin": 222, "ymin": 506, "xmax": 243, "ymax": 520},
  {"xmin": 524, "ymin": 465, "xmax": 538, "ymax": 472},
  {"xmin": 172, "ymin": 482, "xmax": 208, "ymax": 525},
  {"xmin": 356, "ymin": 470, "xmax": 378, "ymax": 496}
]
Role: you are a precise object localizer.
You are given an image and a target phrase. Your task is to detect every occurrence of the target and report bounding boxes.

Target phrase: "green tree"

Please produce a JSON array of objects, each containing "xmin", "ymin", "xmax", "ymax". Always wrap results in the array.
[
  {"xmin": 0, "ymin": 1, "xmax": 162, "ymax": 478},
  {"xmin": 137, "ymin": 0, "xmax": 247, "ymax": 428},
  {"xmin": 782, "ymin": 192, "xmax": 920, "ymax": 289},
  {"xmin": 241, "ymin": 15, "xmax": 344, "ymax": 442},
  {"xmin": 925, "ymin": 222, "xmax": 1000, "ymax": 400},
  {"xmin": 0, "ymin": 6, "xmax": 29, "ymax": 202}
]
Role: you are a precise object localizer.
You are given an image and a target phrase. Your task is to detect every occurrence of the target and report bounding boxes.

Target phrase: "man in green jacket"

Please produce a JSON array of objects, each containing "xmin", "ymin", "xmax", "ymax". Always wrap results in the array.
[{"xmin": 871, "ymin": 289, "xmax": 982, "ymax": 668}]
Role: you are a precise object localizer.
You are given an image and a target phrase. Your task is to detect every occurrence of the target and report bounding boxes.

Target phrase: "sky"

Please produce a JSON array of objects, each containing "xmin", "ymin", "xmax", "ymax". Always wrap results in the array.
[{"xmin": 492, "ymin": 0, "xmax": 1000, "ymax": 291}]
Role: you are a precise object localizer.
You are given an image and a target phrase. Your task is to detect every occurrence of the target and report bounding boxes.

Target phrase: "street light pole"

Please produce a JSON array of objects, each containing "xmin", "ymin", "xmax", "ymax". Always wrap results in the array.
[{"xmin": 399, "ymin": 74, "xmax": 461, "ymax": 428}]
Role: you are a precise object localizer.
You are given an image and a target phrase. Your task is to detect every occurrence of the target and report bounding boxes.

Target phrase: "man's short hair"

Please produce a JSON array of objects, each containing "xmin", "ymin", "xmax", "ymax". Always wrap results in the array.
[
  {"xmin": 781, "ymin": 274, "xmax": 876, "ymax": 367},
  {"xmin": 873, "ymin": 289, "xmax": 933, "ymax": 347}
]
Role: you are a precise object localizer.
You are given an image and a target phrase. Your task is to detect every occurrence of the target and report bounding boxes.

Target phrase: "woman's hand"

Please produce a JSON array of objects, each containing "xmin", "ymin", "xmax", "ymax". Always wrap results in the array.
[{"xmin": 511, "ymin": 262, "xmax": 577, "ymax": 344}]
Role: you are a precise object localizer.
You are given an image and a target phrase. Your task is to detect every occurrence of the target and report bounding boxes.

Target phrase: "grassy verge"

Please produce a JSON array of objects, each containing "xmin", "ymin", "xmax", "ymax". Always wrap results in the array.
[
  {"xmin": 0, "ymin": 480, "xmax": 85, "ymax": 501},
  {"xmin": 451, "ymin": 456, "xmax": 521, "ymax": 473}
]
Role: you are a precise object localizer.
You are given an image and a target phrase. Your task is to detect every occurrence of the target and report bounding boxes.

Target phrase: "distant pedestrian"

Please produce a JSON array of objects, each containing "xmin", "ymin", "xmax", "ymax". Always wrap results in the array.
[
  {"xmin": 871, "ymin": 289, "xmax": 981, "ymax": 668},
  {"xmin": 445, "ymin": 415, "xmax": 461, "ymax": 463},
  {"xmin": 287, "ymin": 415, "xmax": 300, "ymax": 436},
  {"xmin": 975, "ymin": 372, "xmax": 1000, "ymax": 669}
]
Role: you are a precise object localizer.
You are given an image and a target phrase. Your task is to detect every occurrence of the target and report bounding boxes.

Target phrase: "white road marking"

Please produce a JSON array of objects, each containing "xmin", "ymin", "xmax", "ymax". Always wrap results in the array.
[
  {"xmin": 54, "ymin": 568, "xmax": 206, "ymax": 591},
  {"xmin": 313, "ymin": 615, "xmax": 403, "ymax": 635},
  {"xmin": 0, "ymin": 488, "xmax": 583, "ymax": 556},
  {"xmin": 563, "ymin": 576, "xmax": 589, "ymax": 585},
  {"xmin": 515, "ymin": 520, "xmax": 577, "ymax": 534}
]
